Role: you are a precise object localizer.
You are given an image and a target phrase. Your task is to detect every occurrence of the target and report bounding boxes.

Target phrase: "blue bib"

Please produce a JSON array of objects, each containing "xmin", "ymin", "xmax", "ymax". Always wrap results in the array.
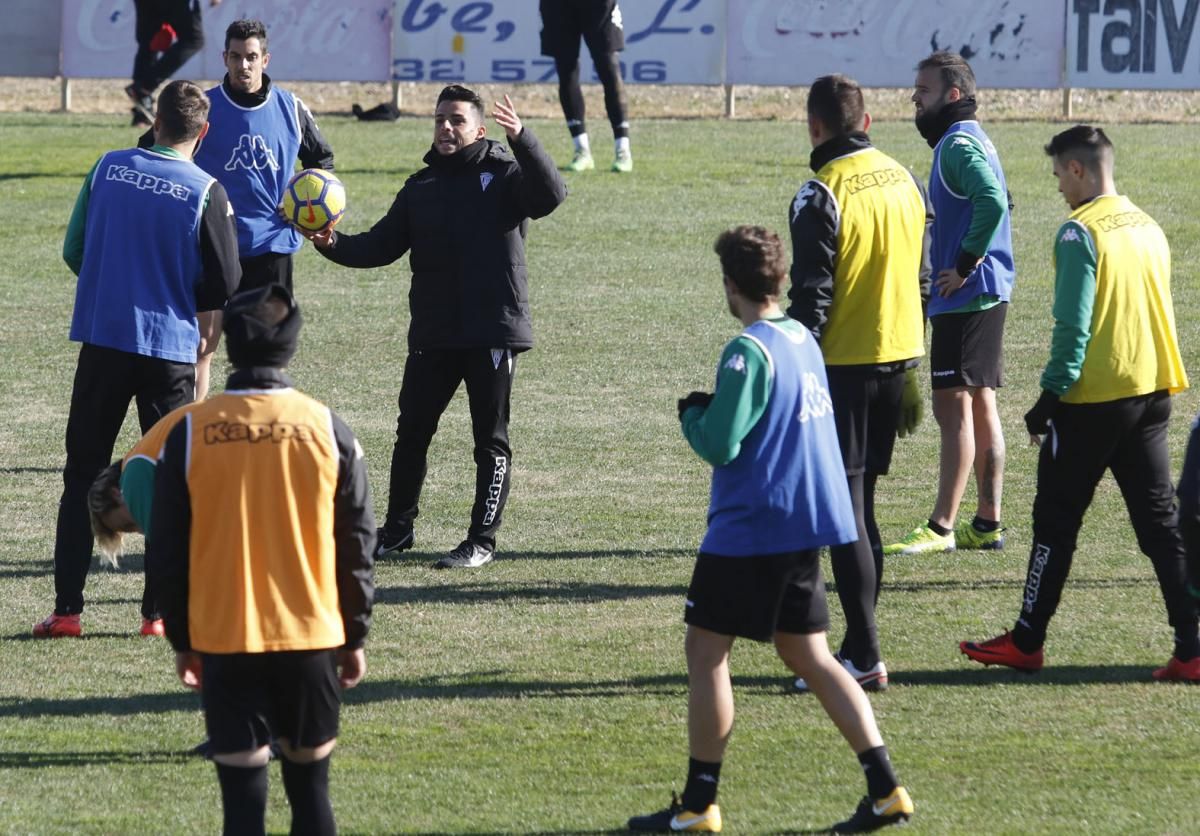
[
  {"xmin": 195, "ymin": 84, "xmax": 302, "ymax": 257},
  {"xmin": 928, "ymin": 121, "xmax": 1015, "ymax": 316},
  {"xmin": 71, "ymin": 148, "xmax": 212, "ymax": 362},
  {"xmin": 702, "ymin": 320, "xmax": 857, "ymax": 556}
]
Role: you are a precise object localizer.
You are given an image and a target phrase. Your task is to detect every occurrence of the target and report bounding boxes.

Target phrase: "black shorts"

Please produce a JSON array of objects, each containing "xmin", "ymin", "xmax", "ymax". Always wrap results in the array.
[
  {"xmin": 238, "ymin": 250, "xmax": 294, "ymax": 294},
  {"xmin": 201, "ymin": 649, "xmax": 341, "ymax": 754},
  {"xmin": 827, "ymin": 367, "xmax": 906, "ymax": 476},
  {"xmin": 929, "ymin": 302, "xmax": 1007, "ymax": 390},
  {"xmin": 684, "ymin": 550, "xmax": 829, "ymax": 642},
  {"xmin": 539, "ymin": 0, "xmax": 625, "ymax": 60}
]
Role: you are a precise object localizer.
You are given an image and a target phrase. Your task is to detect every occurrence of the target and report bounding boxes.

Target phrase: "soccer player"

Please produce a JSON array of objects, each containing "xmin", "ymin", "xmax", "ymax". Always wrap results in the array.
[
  {"xmin": 787, "ymin": 75, "xmax": 931, "ymax": 694},
  {"xmin": 627, "ymin": 226, "xmax": 913, "ymax": 833},
  {"xmin": 884, "ymin": 51, "xmax": 1015, "ymax": 556},
  {"xmin": 126, "ymin": 0, "xmax": 222, "ymax": 127},
  {"xmin": 294, "ymin": 85, "xmax": 566, "ymax": 569},
  {"xmin": 143, "ymin": 18, "xmax": 336, "ymax": 293},
  {"xmin": 960, "ymin": 126, "xmax": 1200, "ymax": 682},
  {"xmin": 34, "ymin": 80, "xmax": 240, "ymax": 639},
  {"xmin": 86, "ymin": 401, "xmax": 203, "ymax": 636},
  {"xmin": 539, "ymin": 0, "xmax": 633, "ymax": 172},
  {"xmin": 148, "ymin": 284, "xmax": 376, "ymax": 834}
]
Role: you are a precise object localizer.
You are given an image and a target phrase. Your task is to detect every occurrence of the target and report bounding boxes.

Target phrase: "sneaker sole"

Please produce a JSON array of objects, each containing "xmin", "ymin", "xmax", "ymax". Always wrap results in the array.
[
  {"xmin": 794, "ymin": 673, "xmax": 888, "ymax": 694},
  {"xmin": 959, "ymin": 646, "xmax": 1042, "ymax": 673},
  {"xmin": 885, "ymin": 543, "xmax": 955, "ymax": 556},
  {"xmin": 375, "ymin": 534, "xmax": 415, "ymax": 558},
  {"xmin": 956, "ymin": 539, "xmax": 1005, "ymax": 550}
]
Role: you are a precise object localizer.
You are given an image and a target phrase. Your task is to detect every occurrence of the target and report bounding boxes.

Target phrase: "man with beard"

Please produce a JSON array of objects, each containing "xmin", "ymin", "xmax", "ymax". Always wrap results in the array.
[{"xmin": 885, "ymin": 51, "xmax": 1015, "ymax": 558}]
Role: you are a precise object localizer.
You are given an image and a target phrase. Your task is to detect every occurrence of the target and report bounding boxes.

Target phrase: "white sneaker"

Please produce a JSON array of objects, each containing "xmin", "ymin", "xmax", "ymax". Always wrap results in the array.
[
  {"xmin": 434, "ymin": 540, "xmax": 494, "ymax": 569},
  {"xmin": 794, "ymin": 654, "xmax": 888, "ymax": 693}
]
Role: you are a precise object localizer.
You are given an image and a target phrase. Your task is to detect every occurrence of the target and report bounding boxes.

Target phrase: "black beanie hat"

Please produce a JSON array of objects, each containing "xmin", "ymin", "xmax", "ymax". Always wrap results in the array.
[{"xmin": 223, "ymin": 283, "xmax": 302, "ymax": 369}]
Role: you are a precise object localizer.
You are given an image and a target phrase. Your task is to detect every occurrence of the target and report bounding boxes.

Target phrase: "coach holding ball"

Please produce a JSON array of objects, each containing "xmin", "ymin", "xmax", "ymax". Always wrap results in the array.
[{"xmin": 293, "ymin": 85, "xmax": 567, "ymax": 569}]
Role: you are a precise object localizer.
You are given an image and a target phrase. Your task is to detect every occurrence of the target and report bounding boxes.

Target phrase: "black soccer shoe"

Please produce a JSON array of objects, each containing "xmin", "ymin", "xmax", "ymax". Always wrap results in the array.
[
  {"xmin": 374, "ymin": 525, "xmax": 414, "ymax": 558},
  {"xmin": 627, "ymin": 792, "xmax": 722, "ymax": 831},
  {"xmin": 832, "ymin": 787, "xmax": 913, "ymax": 832}
]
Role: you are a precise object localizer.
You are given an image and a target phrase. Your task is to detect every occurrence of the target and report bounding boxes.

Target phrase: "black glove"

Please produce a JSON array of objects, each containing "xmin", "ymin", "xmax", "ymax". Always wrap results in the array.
[
  {"xmin": 1024, "ymin": 390, "xmax": 1060, "ymax": 436},
  {"xmin": 677, "ymin": 391, "xmax": 713, "ymax": 420}
]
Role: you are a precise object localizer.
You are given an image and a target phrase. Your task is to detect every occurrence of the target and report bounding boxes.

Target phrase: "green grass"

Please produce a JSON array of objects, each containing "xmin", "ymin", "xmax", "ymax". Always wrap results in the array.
[{"xmin": 2, "ymin": 111, "xmax": 1200, "ymax": 834}]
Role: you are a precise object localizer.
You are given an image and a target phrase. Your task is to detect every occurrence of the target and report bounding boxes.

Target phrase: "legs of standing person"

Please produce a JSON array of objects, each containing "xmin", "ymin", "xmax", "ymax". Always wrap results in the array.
[
  {"xmin": 131, "ymin": 0, "xmax": 162, "ymax": 96},
  {"xmin": 384, "ymin": 350, "xmax": 463, "ymax": 534},
  {"xmin": 540, "ymin": 0, "xmax": 592, "ymax": 168},
  {"xmin": 971, "ymin": 386, "xmax": 1004, "ymax": 523},
  {"xmin": 1010, "ymin": 402, "xmax": 1114, "ymax": 652},
  {"xmin": 931, "ymin": 386, "xmax": 973, "ymax": 528},
  {"xmin": 831, "ymin": 474, "xmax": 881, "ymax": 669},
  {"xmin": 238, "ymin": 252, "xmax": 295, "ymax": 295},
  {"xmin": 1178, "ymin": 414, "xmax": 1200, "ymax": 596},
  {"xmin": 51, "ymin": 346, "xmax": 139, "ymax": 619},
  {"xmin": 132, "ymin": 354, "xmax": 195, "ymax": 621},
  {"xmin": 685, "ymin": 625, "xmax": 736, "ymax": 766},
  {"xmin": 1109, "ymin": 393, "xmax": 1200, "ymax": 661},
  {"xmin": 463, "ymin": 349, "xmax": 515, "ymax": 550},
  {"xmin": 582, "ymin": 5, "xmax": 631, "ymax": 170},
  {"xmin": 147, "ymin": 0, "xmax": 206, "ymax": 92}
]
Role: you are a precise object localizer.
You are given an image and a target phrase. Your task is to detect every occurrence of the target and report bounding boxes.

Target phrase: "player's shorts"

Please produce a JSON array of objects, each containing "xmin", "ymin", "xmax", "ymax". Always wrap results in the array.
[
  {"xmin": 539, "ymin": 0, "xmax": 625, "ymax": 60},
  {"xmin": 201, "ymin": 649, "xmax": 341, "ymax": 754},
  {"xmin": 827, "ymin": 366, "xmax": 907, "ymax": 477},
  {"xmin": 929, "ymin": 302, "xmax": 1007, "ymax": 390},
  {"xmin": 684, "ymin": 550, "xmax": 829, "ymax": 642}
]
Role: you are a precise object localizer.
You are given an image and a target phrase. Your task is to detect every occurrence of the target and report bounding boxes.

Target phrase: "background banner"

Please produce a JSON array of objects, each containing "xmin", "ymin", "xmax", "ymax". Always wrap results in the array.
[
  {"xmin": 1067, "ymin": 0, "xmax": 1200, "ymax": 89},
  {"xmin": 62, "ymin": 0, "xmax": 394, "ymax": 82},
  {"xmin": 725, "ymin": 0, "xmax": 1065, "ymax": 89},
  {"xmin": 0, "ymin": 0, "xmax": 63, "ymax": 77},
  {"xmin": 392, "ymin": 0, "xmax": 725, "ymax": 85}
]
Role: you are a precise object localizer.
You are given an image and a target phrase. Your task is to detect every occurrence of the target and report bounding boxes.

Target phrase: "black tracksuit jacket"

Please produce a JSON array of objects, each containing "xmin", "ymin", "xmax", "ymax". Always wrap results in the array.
[{"xmin": 318, "ymin": 130, "xmax": 567, "ymax": 351}]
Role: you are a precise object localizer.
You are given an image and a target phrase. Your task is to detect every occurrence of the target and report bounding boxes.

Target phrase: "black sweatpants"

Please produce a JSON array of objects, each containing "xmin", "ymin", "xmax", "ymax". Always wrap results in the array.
[
  {"xmin": 385, "ymin": 348, "xmax": 516, "ymax": 549},
  {"xmin": 132, "ymin": 0, "xmax": 206, "ymax": 94},
  {"xmin": 827, "ymin": 368, "xmax": 906, "ymax": 669},
  {"xmin": 53, "ymin": 344, "xmax": 194, "ymax": 617},
  {"xmin": 1013, "ymin": 391, "xmax": 1199, "ymax": 652}
]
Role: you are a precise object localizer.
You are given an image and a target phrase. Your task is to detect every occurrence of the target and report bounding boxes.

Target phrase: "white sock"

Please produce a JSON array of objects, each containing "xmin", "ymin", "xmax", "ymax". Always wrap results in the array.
[
  {"xmin": 573, "ymin": 133, "xmax": 590, "ymax": 154},
  {"xmin": 615, "ymin": 136, "xmax": 631, "ymax": 156}
]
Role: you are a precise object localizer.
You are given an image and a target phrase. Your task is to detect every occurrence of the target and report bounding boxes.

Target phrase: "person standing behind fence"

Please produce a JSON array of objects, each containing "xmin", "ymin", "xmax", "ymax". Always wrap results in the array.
[
  {"xmin": 884, "ymin": 50, "xmax": 1015, "ymax": 557},
  {"xmin": 33, "ymin": 80, "xmax": 240, "ymax": 640},
  {"xmin": 539, "ymin": 0, "xmax": 633, "ymax": 173},
  {"xmin": 127, "ymin": 1, "xmax": 222, "ymax": 127},
  {"xmin": 960, "ymin": 125, "xmax": 1200, "ymax": 682}
]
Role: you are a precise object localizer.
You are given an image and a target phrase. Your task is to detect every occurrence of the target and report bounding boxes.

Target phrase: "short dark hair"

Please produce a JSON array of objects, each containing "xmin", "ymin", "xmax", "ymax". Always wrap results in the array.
[
  {"xmin": 917, "ymin": 50, "xmax": 976, "ymax": 98},
  {"xmin": 225, "ymin": 19, "xmax": 268, "ymax": 51},
  {"xmin": 1044, "ymin": 124, "xmax": 1114, "ymax": 174},
  {"xmin": 807, "ymin": 74, "xmax": 866, "ymax": 136},
  {"xmin": 713, "ymin": 226, "xmax": 788, "ymax": 304},
  {"xmin": 436, "ymin": 84, "xmax": 485, "ymax": 120},
  {"xmin": 156, "ymin": 80, "xmax": 210, "ymax": 143}
]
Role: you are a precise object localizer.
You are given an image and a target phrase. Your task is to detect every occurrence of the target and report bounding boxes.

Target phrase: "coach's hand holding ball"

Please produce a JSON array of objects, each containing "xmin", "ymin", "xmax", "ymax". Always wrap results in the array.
[
  {"xmin": 678, "ymin": 391, "xmax": 713, "ymax": 420},
  {"xmin": 1024, "ymin": 389, "xmax": 1060, "ymax": 445},
  {"xmin": 897, "ymin": 368, "xmax": 924, "ymax": 437}
]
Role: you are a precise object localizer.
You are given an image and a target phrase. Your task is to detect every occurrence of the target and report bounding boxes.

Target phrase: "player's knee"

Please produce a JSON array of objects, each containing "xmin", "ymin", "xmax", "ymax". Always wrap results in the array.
[
  {"xmin": 277, "ymin": 737, "xmax": 337, "ymax": 763},
  {"xmin": 213, "ymin": 746, "xmax": 272, "ymax": 768}
]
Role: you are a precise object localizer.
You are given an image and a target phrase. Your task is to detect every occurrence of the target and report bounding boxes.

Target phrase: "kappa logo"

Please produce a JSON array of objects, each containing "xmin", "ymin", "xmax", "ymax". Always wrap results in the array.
[
  {"xmin": 1058, "ymin": 227, "xmax": 1081, "ymax": 243},
  {"xmin": 791, "ymin": 182, "xmax": 816, "ymax": 222},
  {"xmin": 952, "ymin": 136, "xmax": 973, "ymax": 148},
  {"xmin": 611, "ymin": 4, "xmax": 624, "ymax": 30},
  {"xmin": 105, "ymin": 164, "xmax": 192, "ymax": 202},
  {"xmin": 1022, "ymin": 543, "xmax": 1051, "ymax": 613},
  {"xmin": 724, "ymin": 353, "xmax": 747, "ymax": 374},
  {"xmin": 224, "ymin": 134, "xmax": 279, "ymax": 172},
  {"xmin": 481, "ymin": 456, "xmax": 508, "ymax": 526},
  {"xmin": 480, "ymin": 172, "xmax": 494, "ymax": 191},
  {"xmin": 796, "ymin": 372, "xmax": 834, "ymax": 423},
  {"xmin": 203, "ymin": 421, "xmax": 315, "ymax": 444}
]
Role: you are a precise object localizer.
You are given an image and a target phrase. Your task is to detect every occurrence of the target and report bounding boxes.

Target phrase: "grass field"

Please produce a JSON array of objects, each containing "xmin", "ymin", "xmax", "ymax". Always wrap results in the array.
[{"xmin": 2, "ymin": 110, "xmax": 1199, "ymax": 834}]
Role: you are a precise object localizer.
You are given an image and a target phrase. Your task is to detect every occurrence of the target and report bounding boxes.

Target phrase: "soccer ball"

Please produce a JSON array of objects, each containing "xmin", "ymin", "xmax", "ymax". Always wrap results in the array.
[{"xmin": 282, "ymin": 168, "xmax": 346, "ymax": 233}]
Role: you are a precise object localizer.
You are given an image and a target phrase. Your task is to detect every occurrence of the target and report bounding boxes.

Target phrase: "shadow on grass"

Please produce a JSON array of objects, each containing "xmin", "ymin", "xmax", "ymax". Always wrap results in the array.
[
  {"xmin": 881, "ymin": 576, "xmax": 1159, "ymax": 593},
  {"xmin": 380, "ymin": 548, "xmax": 695, "ymax": 564},
  {"xmin": 892, "ymin": 664, "xmax": 1158, "ymax": 687},
  {"xmin": 375, "ymin": 580, "xmax": 687, "ymax": 606},
  {"xmin": 0, "ymin": 465, "xmax": 60, "ymax": 474},
  {"xmin": 0, "ymin": 691, "xmax": 199, "ymax": 719},
  {"xmin": 0, "ymin": 750, "xmax": 195, "ymax": 769}
]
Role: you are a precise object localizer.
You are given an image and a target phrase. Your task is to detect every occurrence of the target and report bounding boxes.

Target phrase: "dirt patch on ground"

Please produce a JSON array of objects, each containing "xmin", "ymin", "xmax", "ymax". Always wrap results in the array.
[{"xmin": 4, "ymin": 76, "xmax": 1199, "ymax": 123}]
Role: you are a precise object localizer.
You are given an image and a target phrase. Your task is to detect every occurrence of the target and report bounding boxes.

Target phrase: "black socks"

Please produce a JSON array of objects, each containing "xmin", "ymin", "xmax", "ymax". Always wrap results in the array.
[
  {"xmin": 215, "ymin": 762, "xmax": 268, "ymax": 836},
  {"xmin": 281, "ymin": 756, "xmax": 336, "ymax": 836},
  {"xmin": 857, "ymin": 746, "xmax": 899, "ymax": 800},
  {"xmin": 681, "ymin": 757, "xmax": 722, "ymax": 811}
]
